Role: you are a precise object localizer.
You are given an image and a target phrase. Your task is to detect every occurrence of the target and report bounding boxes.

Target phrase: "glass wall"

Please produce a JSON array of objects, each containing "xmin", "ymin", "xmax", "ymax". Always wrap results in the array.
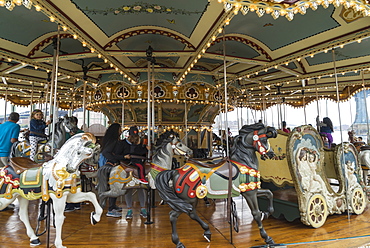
[
  {"xmin": 0, "ymin": 99, "xmax": 107, "ymax": 130},
  {"xmin": 213, "ymin": 97, "xmax": 359, "ymax": 144}
]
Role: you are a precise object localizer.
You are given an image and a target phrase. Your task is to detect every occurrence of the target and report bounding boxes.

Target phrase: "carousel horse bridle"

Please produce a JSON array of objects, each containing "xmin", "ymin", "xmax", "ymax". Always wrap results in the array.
[
  {"xmin": 252, "ymin": 130, "xmax": 271, "ymax": 155},
  {"xmin": 170, "ymin": 135, "xmax": 189, "ymax": 156}
]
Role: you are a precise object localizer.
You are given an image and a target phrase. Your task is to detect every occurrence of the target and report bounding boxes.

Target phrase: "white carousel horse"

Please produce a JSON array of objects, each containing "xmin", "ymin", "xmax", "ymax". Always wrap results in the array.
[
  {"xmin": 10, "ymin": 115, "xmax": 78, "ymax": 162},
  {"xmin": 0, "ymin": 133, "xmax": 103, "ymax": 248},
  {"xmin": 97, "ymin": 130, "xmax": 192, "ymax": 208}
]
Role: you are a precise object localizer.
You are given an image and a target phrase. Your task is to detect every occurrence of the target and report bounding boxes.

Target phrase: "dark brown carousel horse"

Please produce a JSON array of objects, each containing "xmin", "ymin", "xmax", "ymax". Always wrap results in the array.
[{"xmin": 155, "ymin": 123, "xmax": 278, "ymax": 248}]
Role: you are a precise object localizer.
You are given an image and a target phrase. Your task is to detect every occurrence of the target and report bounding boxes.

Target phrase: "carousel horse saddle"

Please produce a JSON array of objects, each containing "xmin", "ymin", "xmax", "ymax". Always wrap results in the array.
[
  {"xmin": 10, "ymin": 157, "xmax": 42, "ymax": 174},
  {"xmin": 120, "ymin": 162, "xmax": 151, "ymax": 178},
  {"xmin": 360, "ymin": 145, "xmax": 370, "ymax": 151},
  {"xmin": 188, "ymin": 157, "xmax": 228, "ymax": 168}
]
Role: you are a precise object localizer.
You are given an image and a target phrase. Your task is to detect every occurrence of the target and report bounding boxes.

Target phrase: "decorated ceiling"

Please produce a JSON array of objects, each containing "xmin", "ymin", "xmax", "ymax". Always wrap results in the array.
[{"xmin": 1, "ymin": 0, "xmax": 370, "ymax": 124}]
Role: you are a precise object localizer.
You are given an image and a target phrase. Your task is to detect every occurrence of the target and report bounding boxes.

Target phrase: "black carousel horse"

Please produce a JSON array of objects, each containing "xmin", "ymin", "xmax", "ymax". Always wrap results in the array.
[{"xmin": 155, "ymin": 123, "xmax": 278, "ymax": 248}]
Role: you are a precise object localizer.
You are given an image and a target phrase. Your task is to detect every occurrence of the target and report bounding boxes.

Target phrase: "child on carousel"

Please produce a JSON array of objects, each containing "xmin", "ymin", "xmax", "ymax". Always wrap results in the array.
[
  {"xmin": 29, "ymin": 109, "xmax": 51, "ymax": 161},
  {"xmin": 122, "ymin": 126, "xmax": 148, "ymax": 184},
  {"xmin": 121, "ymin": 126, "xmax": 149, "ymax": 219}
]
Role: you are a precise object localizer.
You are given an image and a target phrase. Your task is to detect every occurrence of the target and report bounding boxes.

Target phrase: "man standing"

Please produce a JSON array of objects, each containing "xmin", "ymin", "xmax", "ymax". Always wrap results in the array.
[{"xmin": 0, "ymin": 112, "xmax": 20, "ymax": 167}]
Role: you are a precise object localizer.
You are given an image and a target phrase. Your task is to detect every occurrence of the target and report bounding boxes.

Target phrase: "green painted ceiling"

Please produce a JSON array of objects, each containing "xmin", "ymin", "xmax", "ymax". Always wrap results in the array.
[{"xmin": 0, "ymin": 0, "xmax": 370, "ymax": 113}]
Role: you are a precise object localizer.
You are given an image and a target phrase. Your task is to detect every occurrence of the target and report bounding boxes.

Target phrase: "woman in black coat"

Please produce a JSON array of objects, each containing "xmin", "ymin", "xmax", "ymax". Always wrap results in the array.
[{"xmin": 100, "ymin": 123, "xmax": 125, "ymax": 217}]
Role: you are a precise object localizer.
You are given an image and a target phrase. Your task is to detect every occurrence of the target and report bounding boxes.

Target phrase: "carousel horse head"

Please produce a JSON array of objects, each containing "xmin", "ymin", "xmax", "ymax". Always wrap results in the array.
[
  {"xmin": 51, "ymin": 115, "xmax": 79, "ymax": 150},
  {"xmin": 46, "ymin": 132, "xmax": 98, "ymax": 174},
  {"xmin": 231, "ymin": 123, "xmax": 277, "ymax": 162},
  {"xmin": 62, "ymin": 115, "xmax": 78, "ymax": 133},
  {"xmin": 155, "ymin": 130, "xmax": 193, "ymax": 157}
]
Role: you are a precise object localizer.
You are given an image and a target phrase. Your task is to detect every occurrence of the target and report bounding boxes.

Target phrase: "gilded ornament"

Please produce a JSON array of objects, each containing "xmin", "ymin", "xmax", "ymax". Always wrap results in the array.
[
  {"xmin": 249, "ymin": 182, "xmax": 257, "ymax": 190},
  {"xmin": 249, "ymin": 169, "xmax": 257, "ymax": 177},
  {"xmin": 239, "ymin": 183, "xmax": 247, "ymax": 192},
  {"xmin": 196, "ymin": 185, "xmax": 208, "ymax": 199},
  {"xmin": 240, "ymin": 166, "xmax": 249, "ymax": 174},
  {"xmin": 84, "ymin": 4, "xmax": 201, "ymax": 16}
]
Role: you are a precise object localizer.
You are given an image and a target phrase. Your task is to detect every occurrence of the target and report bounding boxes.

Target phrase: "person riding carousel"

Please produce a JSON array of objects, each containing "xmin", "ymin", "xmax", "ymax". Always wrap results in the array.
[
  {"xmin": 317, "ymin": 116, "xmax": 334, "ymax": 148},
  {"xmin": 29, "ymin": 109, "xmax": 51, "ymax": 161},
  {"xmin": 121, "ymin": 126, "xmax": 149, "ymax": 219},
  {"xmin": 122, "ymin": 126, "xmax": 148, "ymax": 184}
]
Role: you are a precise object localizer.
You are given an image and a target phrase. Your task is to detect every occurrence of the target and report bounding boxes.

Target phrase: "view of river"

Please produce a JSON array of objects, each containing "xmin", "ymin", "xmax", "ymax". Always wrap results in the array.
[{"xmin": 229, "ymin": 128, "xmax": 365, "ymax": 144}]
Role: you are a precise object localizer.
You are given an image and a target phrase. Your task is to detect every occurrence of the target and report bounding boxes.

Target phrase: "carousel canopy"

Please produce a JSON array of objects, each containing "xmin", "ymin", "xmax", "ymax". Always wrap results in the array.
[{"xmin": 1, "ymin": 0, "xmax": 370, "ymax": 124}]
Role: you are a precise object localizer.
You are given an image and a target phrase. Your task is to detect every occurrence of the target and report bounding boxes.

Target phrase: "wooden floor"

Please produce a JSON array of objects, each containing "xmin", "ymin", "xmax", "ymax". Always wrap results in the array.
[{"xmin": 1, "ymin": 195, "xmax": 370, "ymax": 248}]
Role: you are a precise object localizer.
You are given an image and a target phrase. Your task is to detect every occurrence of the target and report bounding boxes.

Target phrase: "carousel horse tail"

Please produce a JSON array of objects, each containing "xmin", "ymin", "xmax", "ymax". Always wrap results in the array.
[
  {"xmin": 35, "ymin": 199, "xmax": 53, "ymax": 237},
  {"xmin": 96, "ymin": 164, "xmax": 114, "ymax": 208},
  {"xmin": 96, "ymin": 165, "xmax": 113, "ymax": 194},
  {"xmin": 9, "ymin": 141, "xmax": 20, "ymax": 159},
  {"xmin": 155, "ymin": 170, "xmax": 193, "ymax": 214}
]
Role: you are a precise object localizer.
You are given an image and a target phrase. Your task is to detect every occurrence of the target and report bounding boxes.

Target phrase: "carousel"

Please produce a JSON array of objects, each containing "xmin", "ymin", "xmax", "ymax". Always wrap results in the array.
[{"xmin": 1, "ymin": 0, "xmax": 370, "ymax": 247}]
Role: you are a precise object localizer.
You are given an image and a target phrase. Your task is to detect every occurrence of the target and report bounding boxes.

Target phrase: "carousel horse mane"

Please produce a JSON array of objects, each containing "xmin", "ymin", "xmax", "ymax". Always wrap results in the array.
[
  {"xmin": 154, "ymin": 130, "xmax": 179, "ymax": 154},
  {"xmin": 348, "ymin": 130, "xmax": 356, "ymax": 143},
  {"xmin": 239, "ymin": 122, "xmax": 266, "ymax": 134},
  {"xmin": 151, "ymin": 130, "xmax": 181, "ymax": 170},
  {"xmin": 52, "ymin": 115, "xmax": 78, "ymax": 149}
]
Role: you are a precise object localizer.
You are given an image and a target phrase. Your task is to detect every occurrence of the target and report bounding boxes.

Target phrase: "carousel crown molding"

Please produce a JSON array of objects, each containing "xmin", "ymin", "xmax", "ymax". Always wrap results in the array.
[
  {"xmin": 217, "ymin": 0, "xmax": 370, "ymax": 21},
  {"xmin": 0, "ymin": 0, "xmax": 31, "ymax": 10}
]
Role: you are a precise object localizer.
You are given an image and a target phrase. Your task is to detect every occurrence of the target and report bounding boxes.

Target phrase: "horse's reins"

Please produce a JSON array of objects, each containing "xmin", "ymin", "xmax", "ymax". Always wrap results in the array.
[{"xmin": 252, "ymin": 130, "xmax": 270, "ymax": 155}]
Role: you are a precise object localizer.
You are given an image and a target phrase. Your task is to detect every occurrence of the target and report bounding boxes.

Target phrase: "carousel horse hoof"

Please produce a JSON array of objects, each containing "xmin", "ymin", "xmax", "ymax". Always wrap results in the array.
[
  {"xmin": 262, "ymin": 212, "xmax": 269, "ymax": 221},
  {"xmin": 176, "ymin": 242, "xmax": 186, "ymax": 248},
  {"xmin": 90, "ymin": 211, "xmax": 98, "ymax": 225},
  {"xmin": 203, "ymin": 233, "xmax": 211, "ymax": 242},
  {"xmin": 265, "ymin": 236, "xmax": 275, "ymax": 245},
  {"xmin": 30, "ymin": 238, "xmax": 41, "ymax": 246}
]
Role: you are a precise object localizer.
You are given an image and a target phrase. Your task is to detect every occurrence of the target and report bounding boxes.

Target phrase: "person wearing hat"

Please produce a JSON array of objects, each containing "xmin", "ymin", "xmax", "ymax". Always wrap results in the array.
[
  {"xmin": 120, "ymin": 126, "xmax": 149, "ymax": 219},
  {"xmin": 0, "ymin": 112, "xmax": 20, "ymax": 167},
  {"xmin": 121, "ymin": 126, "xmax": 148, "ymax": 184}
]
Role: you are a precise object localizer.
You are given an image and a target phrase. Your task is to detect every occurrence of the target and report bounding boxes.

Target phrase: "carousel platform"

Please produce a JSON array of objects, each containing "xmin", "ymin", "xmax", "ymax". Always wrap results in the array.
[{"xmin": 1, "ymin": 194, "xmax": 370, "ymax": 248}]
